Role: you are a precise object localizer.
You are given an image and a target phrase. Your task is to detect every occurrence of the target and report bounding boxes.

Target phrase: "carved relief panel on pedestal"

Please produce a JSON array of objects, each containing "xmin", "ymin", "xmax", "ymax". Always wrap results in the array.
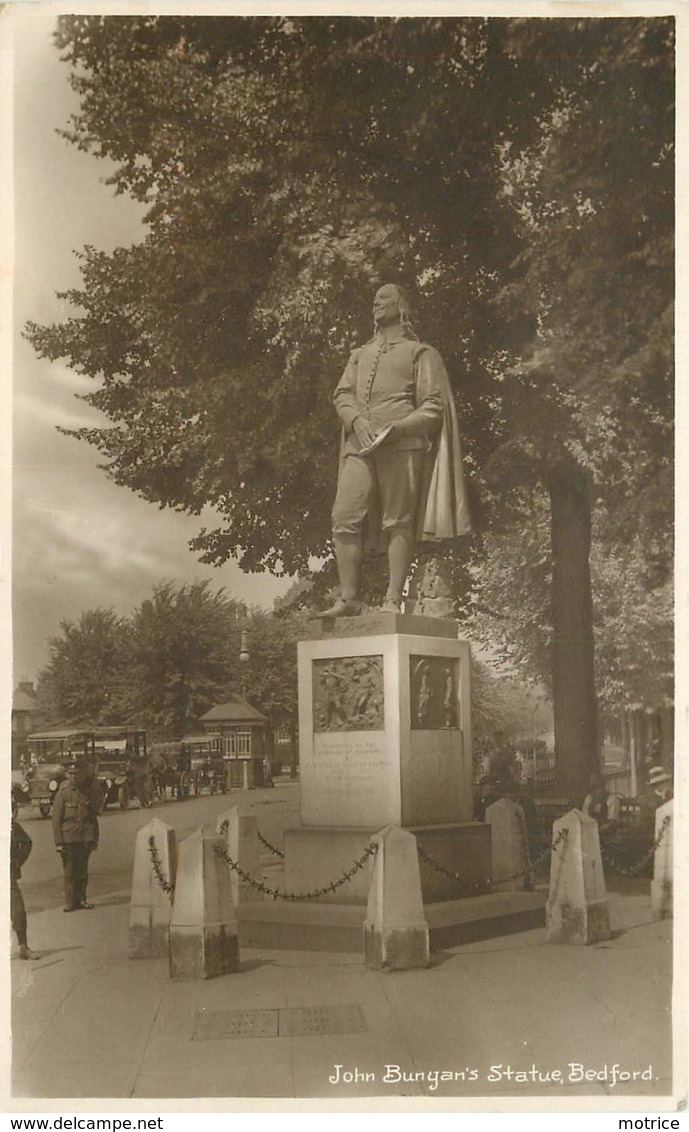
[
  {"xmin": 410, "ymin": 656, "xmax": 460, "ymax": 730},
  {"xmin": 312, "ymin": 656, "xmax": 384, "ymax": 732}
]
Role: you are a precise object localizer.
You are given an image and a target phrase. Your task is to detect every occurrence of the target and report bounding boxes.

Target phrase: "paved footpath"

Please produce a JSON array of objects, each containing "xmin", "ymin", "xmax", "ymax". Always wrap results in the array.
[{"xmin": 10, "ymin": 887, "xmax": 676, "ymax": 1106}]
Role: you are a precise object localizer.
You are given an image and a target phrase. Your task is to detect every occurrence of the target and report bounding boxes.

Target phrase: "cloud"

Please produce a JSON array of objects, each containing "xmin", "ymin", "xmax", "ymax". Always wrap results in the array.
[{"xmin": 14, "ymin": 382, "xmax": 105, "ymax": 438}]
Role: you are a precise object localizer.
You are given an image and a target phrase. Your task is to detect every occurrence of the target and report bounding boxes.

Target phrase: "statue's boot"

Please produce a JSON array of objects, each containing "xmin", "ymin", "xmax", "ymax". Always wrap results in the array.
[
  {"xmin": 381, "ymin": 598, "xmax": 401, "ymax": 613},
  {"xmin": 315, "ymin": 597, "xmax": 362, "ymax": 618}
]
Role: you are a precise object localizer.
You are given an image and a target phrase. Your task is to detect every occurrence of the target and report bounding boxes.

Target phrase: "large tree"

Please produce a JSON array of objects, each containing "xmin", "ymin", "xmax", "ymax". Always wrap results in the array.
[
  {"xmin": 473, "ymin": 18, "xmax": 673, "ymax": 792},
  {"xmin": 27, "ymin": 16, "xmax": 674, "ymax": 797},
  {"xmin": 119, "ymin": 580, "xmax": 241, "ymax": 735},
  {"xmin": 36, "ymin": 608, "xmax": 128, "ymax": 725}
]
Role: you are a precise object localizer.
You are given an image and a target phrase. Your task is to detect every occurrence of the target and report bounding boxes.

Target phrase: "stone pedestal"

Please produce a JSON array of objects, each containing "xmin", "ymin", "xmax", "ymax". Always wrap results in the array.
[
  {"xmin": 169, "ymin": 828, "xmax": 239, "ymax": 980},
  {"xmin": 286, "ymin": 613, "xmax": 477, "ymax": 903},
  {"xmin": 650, "ymin": 799, "xmax": 673, "ymax": 919},
  {"xmin": 546, "ymin": 809, "xmax": 611, "ymax": 945},
  {"xmin": 486, "ymin": 797, "xmax": 532, "ymax": 892},
  {"xmin": 364, "ymin": 825, "xmax": 429, "ymax": 970},
  {"xmin": 299, "ymin": 613, "xmax": 472, "ymax": 828},
  {"xmin": 128, "ymin": 818, "xmax": 177, "ymax": 959}
]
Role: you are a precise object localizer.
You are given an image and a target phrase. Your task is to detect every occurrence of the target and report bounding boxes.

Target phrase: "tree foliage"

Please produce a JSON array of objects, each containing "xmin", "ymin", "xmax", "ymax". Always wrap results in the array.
[
  {"xmin": 35, "ymin": 608, "xmax": 128, "ymax": 725},
  {"xmin": 119, "ymin": 580, "xmax": 240, "ymax": 735},
  {"xmin": 237, "ymin": 608, "xmax": 309, "ymax": 729}
]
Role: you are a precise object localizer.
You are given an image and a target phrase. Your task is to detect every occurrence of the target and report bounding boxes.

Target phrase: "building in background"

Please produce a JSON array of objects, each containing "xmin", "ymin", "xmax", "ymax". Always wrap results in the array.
[
  {"xmin": 199, "ymin": 695, "xmax": 270, "ymax": 789},
  {"xmin": 11, "ymin": 682, "xmax": 44, "ymax": 769}
]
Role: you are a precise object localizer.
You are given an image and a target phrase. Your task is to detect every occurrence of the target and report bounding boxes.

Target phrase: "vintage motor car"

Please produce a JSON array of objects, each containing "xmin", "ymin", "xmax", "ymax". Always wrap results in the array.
[
  {"xmin": 92, "ymin": 726, "xmax": 148, "ymax": 810},
  {"xmin": 24, "ymin": 729, "xmax": 97, "ymax": 817}
]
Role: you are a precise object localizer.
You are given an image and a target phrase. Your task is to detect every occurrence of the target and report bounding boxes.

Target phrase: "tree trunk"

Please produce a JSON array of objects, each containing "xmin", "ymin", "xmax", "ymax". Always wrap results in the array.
[{"xmin": 547, "ymin": 457, "xmax": 599, "ymax": 802}]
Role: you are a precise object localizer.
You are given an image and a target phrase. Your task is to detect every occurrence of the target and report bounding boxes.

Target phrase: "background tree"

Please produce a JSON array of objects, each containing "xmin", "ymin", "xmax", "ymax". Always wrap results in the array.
[
  {"xmin": 35, "ymin": 608, "xmax": 127, "ymax": 725},
  {"xmin": 239, "ymin": 608, "xmax": 308, "ymax": 732},
  {"xmin": 471, "ymin": 661, "xmax": 540, "ymax": 765},
  {"xmin": 26, "ymin": 16, "xmax": 674, "ymax": 797},
  {"xmin": 119, "ymin": 580, "xmax": 240, "ymax": 735}
]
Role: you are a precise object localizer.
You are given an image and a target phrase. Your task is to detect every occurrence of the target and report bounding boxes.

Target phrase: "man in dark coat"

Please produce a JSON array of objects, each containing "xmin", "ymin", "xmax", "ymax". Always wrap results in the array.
[
  {"xmin": 11, "ymin": 787, "xmax": 40, "ymax": 959},
  {"xmin": 52, "ymin": 757, "xmax": 104, "ymax": 912}
]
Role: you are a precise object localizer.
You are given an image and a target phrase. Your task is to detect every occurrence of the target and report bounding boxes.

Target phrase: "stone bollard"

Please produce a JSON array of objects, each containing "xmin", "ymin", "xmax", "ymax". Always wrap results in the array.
[
  {"xmin": 650, "ymin": 799, "xmax": 673, "ymax": 920},
  {"xmin": 128, "ymin": 818, "xmax": 178, "ymax": 959},
  {"xmin": 216, "ymin": 806, "xmax": 261, "ymax": 903},
  {"xmin": 486, "ymin": 797, "xmax": 532, "ymax": 891},
  {"xmin": 546, "ymin": 809, "xmax": 610, "ymax": 945},
  {"xmin": 169, "ymin": 827, "xmax": 239, "ymax": 980},
  {"xmin": 364, "ymin": 825, "xmax": 429, "ymax": 971}
]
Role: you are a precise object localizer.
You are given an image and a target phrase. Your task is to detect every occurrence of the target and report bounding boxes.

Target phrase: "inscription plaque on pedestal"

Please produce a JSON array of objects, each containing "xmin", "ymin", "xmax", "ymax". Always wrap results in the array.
[{"xmin": 308, "ymin": 730, "xmax": 398, "ymax": 827}]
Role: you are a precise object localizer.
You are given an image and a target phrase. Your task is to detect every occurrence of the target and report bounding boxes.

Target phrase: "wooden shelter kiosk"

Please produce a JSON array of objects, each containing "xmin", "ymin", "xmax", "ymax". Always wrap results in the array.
[{"xmin": 199, "ymin": 695, "xmax": 270, "ymax": 790}]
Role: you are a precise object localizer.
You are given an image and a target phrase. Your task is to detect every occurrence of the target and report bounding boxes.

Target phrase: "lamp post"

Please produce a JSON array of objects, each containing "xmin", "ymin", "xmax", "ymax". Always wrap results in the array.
[
  {"xmin": 238, "ymin": 626, "xmax": 251, "ymax": 790},
  {"xmin": 239, "ymin": 628, "xmax": 250, "ymax": 700}
]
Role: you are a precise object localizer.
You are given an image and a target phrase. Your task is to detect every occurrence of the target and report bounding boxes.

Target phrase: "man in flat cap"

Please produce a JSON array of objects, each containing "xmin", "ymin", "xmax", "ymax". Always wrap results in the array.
[{"xmin": 53, "ymin": 755, "xmax": 103, "ymax": 912}]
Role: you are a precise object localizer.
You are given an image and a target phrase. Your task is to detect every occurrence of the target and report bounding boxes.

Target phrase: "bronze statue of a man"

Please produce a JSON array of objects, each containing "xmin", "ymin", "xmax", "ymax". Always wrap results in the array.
[{"xmin": 320, "ymin": 284, "xmax": 471, "ymax": 617}]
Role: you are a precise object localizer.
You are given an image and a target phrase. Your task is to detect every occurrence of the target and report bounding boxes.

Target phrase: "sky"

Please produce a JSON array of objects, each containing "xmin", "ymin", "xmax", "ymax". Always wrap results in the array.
[{"xmin": 10, "ymin": 7, "xmax": 294, "ymax": 683}]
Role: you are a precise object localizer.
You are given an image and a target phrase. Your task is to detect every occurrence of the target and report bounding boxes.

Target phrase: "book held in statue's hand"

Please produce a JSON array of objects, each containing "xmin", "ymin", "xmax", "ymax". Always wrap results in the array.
[{"xmin": 357, "ymin": 424, "xmax": 393, "ymax": 457}]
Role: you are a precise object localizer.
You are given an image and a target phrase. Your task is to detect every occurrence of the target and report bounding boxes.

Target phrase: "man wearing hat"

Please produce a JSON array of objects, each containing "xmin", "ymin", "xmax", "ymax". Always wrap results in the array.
[
  {"xmin": 637, "ymin": 764, "xmax": 673, "ymax": 820},
  {"xmin": 11, "ymin": 786, "xmax": 40, "ymax": 959},
  {"xmin": 52, "ymin": 755, "xmax": 104, "ymax": 912}
]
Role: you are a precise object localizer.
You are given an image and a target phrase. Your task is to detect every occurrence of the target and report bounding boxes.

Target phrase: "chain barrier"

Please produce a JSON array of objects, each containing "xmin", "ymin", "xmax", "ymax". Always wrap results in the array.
[
  {"xmin": 528, "ymin": 829, "xmax": 569, "ymax": 872},
  {"xmin": 417, "ymin": 828, "xmax": 568, "ymax": 894},
  {"xmin": 213, "ymin": 842, "xmax": 377, "ymax": 901},
  {"xmin": 416, "ymin": 846, "xmax": 490, "ymax": 895},
  {"xmin": 600, "ymin": 815, "xmax": 671, "ymax": 878},
  {"xmin": 151, "ymin": 811, "xmax": 667, "ymax": 905},
  {"xmin": 257, "ymin": 830, "xmax": 285, "ymax": 859},
  {"xmin": 148, "ymin": 836, "xmax": 175, "ymax": 896},
  {"xmin": 217, "ymin": 818, "xmax": 286, "ymax": 859}
]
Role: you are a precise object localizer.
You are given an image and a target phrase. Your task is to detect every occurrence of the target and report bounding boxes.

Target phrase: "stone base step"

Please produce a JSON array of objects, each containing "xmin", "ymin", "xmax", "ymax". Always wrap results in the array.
[{"xmin": 237, "ymin": 890, "xmax": 547, "ymax": 953}]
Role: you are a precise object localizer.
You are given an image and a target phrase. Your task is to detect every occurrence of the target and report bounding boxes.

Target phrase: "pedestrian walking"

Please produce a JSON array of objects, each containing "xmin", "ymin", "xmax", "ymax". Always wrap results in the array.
[
  {"xmin": 52, "ymin": 755, "xmax": 104, "ymax": 912},
  {"xmin": 149, "ymin": 748, "xmax": 169, "ymax": 801},
  {"xmin": 128, "ymin": 747, "xmax": 152, "ymax": 808},
  {"xmin": 11, "ymin": 786, "xmax": 40, "ymax": 960}
]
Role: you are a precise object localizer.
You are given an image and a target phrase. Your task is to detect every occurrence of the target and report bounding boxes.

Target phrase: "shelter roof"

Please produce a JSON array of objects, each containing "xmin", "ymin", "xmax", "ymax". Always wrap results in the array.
[{"xmin": 199, "ymin": 700, "xmax": 268, "ymax": 724}]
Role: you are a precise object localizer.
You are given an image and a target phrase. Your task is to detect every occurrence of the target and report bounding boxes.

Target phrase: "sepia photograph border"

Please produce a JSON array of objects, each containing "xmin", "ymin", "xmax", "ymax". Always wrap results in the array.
[{"xmin": 1, "ymin": 0, "xmax": 687, "ymax": 1117}]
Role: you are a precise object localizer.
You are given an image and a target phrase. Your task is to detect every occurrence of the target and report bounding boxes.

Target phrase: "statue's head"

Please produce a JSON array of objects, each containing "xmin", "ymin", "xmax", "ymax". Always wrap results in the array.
[{"xmin": 373, "ymin": 283, "xmax": 415, "ymax": 335}]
